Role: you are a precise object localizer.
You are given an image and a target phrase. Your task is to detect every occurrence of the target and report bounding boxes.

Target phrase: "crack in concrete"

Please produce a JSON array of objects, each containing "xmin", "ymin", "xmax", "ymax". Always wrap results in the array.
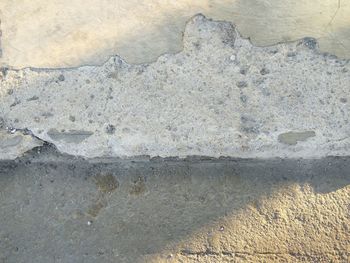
[
  {"xmin": 179, "ymin": 250, "xmax": 350, "ymax": 257},
  {"xmin": 323, "ymin": 0, "xmax": 346, "ymax": 51},
  {"xmin": 327, "ymin": 0, "xmax": 341, "ymax": 28}
]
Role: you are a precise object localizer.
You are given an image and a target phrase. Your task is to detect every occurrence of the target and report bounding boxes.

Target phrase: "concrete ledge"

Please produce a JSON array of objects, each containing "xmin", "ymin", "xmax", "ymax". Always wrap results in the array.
[{"xmin": 0, "ymin": 15, "xmax": 349, "ymax": 159}]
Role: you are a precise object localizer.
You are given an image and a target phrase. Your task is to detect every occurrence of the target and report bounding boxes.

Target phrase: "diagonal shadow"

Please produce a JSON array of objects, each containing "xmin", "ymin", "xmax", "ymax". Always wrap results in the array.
[{"xmin": 0, "ymin": 145, "xmax": 349, "ymax": 262}]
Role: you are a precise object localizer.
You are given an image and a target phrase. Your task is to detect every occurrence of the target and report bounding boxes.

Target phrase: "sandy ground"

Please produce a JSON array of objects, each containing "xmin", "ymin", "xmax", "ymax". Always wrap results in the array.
[{"xmin": 0, "ymin": 146, "xmax": 349, "ymax": 262}]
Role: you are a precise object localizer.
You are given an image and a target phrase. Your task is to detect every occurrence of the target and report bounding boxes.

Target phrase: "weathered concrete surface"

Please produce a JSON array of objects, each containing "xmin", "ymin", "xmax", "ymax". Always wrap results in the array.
[
  {"xmin": 1, "ymin": 15, "xmax": 349, "ymax": 159},
  {"xmin": 1, "ymin": 4, "xmax": 349, "ymax": 263},
  {"xmin": 0, "ymin": 0, "xmax": 349, "ymax": 68},
  {"xmin": 0, "ymin": 147, "xmax": 349, "ymax": 262},
  {"xmin": 0, "ymin": 129, "xmax": 42, "ymax": 160}
]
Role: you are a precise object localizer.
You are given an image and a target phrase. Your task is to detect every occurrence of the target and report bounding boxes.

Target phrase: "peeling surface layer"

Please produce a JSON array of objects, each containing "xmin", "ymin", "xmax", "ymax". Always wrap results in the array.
[{"xmin": 0, "ymin": 15, "xmax": 349, "ymax": 159}]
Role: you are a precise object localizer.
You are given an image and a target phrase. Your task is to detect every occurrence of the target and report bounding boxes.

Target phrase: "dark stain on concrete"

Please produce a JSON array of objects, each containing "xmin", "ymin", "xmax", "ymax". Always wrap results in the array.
[
  {"xmin": 58, "ymin": 74, "xmax": 65, "ymax": 82},
  {"xmin": 298, "ymin": 37, "xmax": 318, "ymax": 49},
  {"xmin": 87, "ymin": 198, "xmax": 107, "ymax": 217},
  {"xmin": 94, "ymin": 173, "xmax": 119, "ymax": 194},
  {"xmin": 129, "ymin": 177, "xmax": 146, "ymax": 196},
  {"xmin": 26, "ymin": 96, "xmax": 39, "ymax": 101},
  {"xmin": 105, "ymin": 124, "xmax": 116, "ymax": 134}
]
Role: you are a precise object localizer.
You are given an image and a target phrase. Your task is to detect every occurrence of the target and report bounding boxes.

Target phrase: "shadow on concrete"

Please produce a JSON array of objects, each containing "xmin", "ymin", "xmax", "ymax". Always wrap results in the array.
[
  {"xmin": 0, "ymin": 145, "xmax": 349, "ymax": 262},
  {"xmin": 1, "ymin": 0, "xmax": 350, "ymax": 69}
]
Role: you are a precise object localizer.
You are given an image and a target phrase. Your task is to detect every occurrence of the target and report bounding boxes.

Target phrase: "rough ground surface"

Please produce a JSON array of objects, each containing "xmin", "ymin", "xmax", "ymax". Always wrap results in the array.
[
  {"xmin": 0, "ymin": 146, "xmax": 349, "ymax": 263},
  {"xmin": 0, "ymin": 0, "xmax": 349, "ymax": 68},
  {"xmin": 1, "ymin": 15, "xmax": 349, "ymax": 159},
  {"xmin": 1, "ymin": 10, "xmax": 350, "ymax": 263}
]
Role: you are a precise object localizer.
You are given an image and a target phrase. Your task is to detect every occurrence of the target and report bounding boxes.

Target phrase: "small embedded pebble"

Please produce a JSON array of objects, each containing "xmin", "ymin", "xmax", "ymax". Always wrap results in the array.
[
  {"xmin": 6, "ymin": 127, "xmax": 17, "ymax": 134},
  {"xmin": 287, "ymin": 52, "xmax": 297, "ymax": 57},
  {"xmin": 240, "ymin": 95, "xmax": 248, "ymax": 103},
  {"xmin": 240, "ymin": 68, "xmax": 247, "ymax": 75},
  {"xmin": 260, "ymin": 68, "xmax": 270, "ymax": 75},
  {"xmin": 58, "ymin": 74, "xmax": 65, "ymax": 81},
  {"xmin": 236, "ymin": 81, "xmax": 248, "ymax": 88},
  {"xmin": 302, "ymin": 37, "xmax": 317, "ymax": 49},
  {"xmin": 106, "ymin": 124, "xmax": 116, "ymax": 134}
]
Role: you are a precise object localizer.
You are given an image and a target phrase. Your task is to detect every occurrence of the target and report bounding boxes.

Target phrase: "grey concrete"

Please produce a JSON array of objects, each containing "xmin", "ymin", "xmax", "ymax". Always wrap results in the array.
[
  {"xmin": 1, "ymin": 15, "xmax": 349, "ymax": 160},
  {"xmin": 0, "ymin": 129, "xmax": 42, "ymax": 160},
  {"xmin": 1, "ymin": 5, "xmax": 349, "ymax": 263},
  {"xmin": 0, "ymin": 145, "xmax": 349, "ymax": 263}
]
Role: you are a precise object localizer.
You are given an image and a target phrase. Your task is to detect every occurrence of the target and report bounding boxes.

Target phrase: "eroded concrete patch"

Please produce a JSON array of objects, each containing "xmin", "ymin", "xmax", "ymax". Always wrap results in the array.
[
  {"xmin": 47, "ymin": 129, "xmax": 93, "ymax": 144},
  {"xmin": 278, "ymin": 131, "xmax": 316, "ymax": 145},
  {"xmin": 0, "ymin": 15, "xmax": 349, "ymax": 159}
]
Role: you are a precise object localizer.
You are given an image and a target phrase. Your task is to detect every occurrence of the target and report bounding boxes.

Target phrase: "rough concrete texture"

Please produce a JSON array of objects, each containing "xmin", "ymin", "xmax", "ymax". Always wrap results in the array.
[
  {"xmin": 0, "ymin": 147, "xmax": 349, "ymax": 263},
  {"xmin": 1, "ymin": 15, "xmax": 349, "ymax": 159},
  {"xmin": 0, "ymin": 0, "xmax": 349, "ymax": 68},
  {"xmin": 0, "ymin": 129, "xmax": 42, "ymax": 160}
]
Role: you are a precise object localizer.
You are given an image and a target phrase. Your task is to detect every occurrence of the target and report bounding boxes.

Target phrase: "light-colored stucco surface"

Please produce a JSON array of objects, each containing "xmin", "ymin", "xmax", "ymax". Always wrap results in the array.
[{"xmin": 0, "ymin": 0, "xmax": 349, "ymax": 68}]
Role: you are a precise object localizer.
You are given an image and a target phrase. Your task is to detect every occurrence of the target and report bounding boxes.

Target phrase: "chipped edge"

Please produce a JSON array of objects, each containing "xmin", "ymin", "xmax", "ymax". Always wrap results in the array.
[{"xmin": 0, "ymin": 14, "xmax": 349, "ymax": 160}]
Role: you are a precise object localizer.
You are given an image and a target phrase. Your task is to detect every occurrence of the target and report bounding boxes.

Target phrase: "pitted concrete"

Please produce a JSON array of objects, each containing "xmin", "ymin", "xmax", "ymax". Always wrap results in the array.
[{"xmin": 0, "ymin": 15, "xmax": 349, "ymax": 160}]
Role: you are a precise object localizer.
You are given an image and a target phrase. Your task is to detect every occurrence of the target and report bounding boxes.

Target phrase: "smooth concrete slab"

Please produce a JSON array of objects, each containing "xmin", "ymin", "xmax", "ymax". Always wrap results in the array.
[
  {"xmin": 0, "ymin": 0, "xmax": 349, "ymax": 68},
  {"xmin": 0, "ymin": 16, "xmax": 349, "ymax": 159},
  {"xmin": 0, "ymin": 146, "xmax": 349, "ymax": 262}
]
